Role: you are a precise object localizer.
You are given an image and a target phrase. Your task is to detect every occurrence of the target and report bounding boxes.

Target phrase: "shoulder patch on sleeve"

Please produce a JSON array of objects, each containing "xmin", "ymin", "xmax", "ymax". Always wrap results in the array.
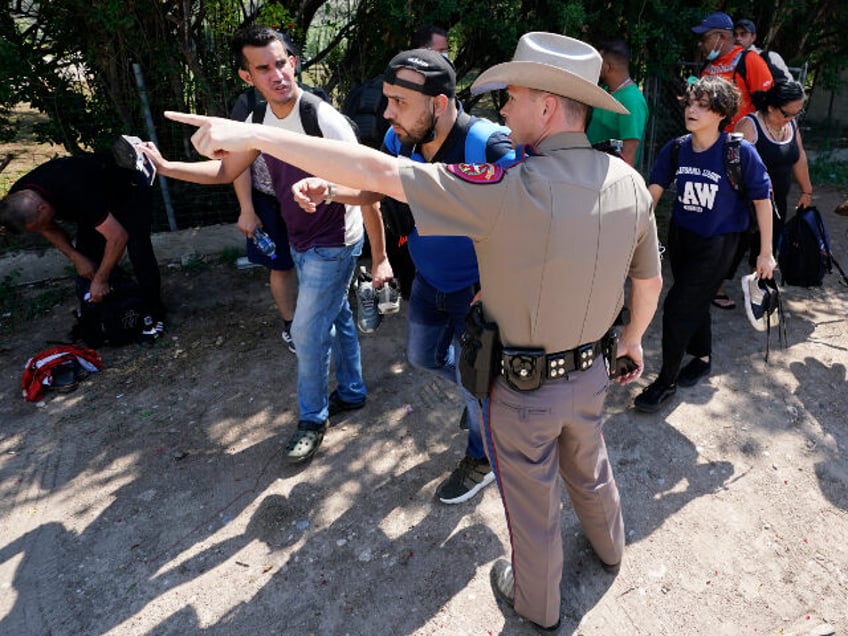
[{"xmin": 446, "ymin": 162, "xmax": 505, "ymax": 184}]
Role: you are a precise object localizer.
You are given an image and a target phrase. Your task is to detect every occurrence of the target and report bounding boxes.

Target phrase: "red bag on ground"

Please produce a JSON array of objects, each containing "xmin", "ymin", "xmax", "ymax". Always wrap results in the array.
[{"xmin": 21, "ymin": 345, "xmax": 103, "ymax": 402}]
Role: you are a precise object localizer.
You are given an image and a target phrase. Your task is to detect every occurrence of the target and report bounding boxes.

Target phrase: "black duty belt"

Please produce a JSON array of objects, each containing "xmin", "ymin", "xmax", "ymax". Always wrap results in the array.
[{"xmin": 499, "ymin": 341, "xmax": 602, "ymax": 391}]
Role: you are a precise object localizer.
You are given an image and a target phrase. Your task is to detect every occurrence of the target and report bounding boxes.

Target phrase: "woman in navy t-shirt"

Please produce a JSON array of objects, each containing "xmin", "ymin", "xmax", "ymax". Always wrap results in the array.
[{"xmin": 634, "ymin": 76, "xmax": 776, "ymax": 413}]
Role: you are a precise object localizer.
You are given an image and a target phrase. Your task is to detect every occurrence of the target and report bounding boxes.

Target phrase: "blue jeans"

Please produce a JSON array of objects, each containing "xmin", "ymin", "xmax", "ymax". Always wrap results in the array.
[
  {"xmin": 290, "ymin": 239, "xmax": 366, "ymax": 427},
  {"xmin": 406, "ymin": 274, "xmax": 485, "ymax": 460}
]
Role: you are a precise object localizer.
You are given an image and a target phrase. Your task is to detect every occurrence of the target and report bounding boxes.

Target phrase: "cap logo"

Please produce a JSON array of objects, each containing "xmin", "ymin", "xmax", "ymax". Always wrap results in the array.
[{"xmin": 406, "ymin": 56, "xmax": 430, "ymax": 68}]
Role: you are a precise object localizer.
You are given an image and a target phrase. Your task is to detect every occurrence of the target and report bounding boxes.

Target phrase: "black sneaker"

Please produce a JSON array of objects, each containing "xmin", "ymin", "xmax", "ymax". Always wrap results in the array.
[
  {"xmin": 281, "ymin": 326, "xmax": 296, "ymax": 354},
  {"xmin": 633, "ymin": 381, "xmax": 677, "ymax": 413},
  {"xmin": 677, "ymin": 358, "xmax": 711, "ymax": 388},
  {"xmin": 436, "ymin": 456, "xmax": 495, "ymax": 504},
  {"xmin": 458, "ymin": 406, "xmax": 469, "ymax": 430},
  {"xmin": 139, "ymin": 315, "xmax": 160, "ymax": 347},
  {"xmin": 328, "ymin": 390, "xmax": 366, "ymax": 417}
]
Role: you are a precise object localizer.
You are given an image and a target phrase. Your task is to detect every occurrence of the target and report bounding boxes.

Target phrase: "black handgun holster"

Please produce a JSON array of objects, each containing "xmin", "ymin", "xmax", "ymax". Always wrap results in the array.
[{"xmin": 459, "ymin": 302, "xmax": 500, "ymax": 400}]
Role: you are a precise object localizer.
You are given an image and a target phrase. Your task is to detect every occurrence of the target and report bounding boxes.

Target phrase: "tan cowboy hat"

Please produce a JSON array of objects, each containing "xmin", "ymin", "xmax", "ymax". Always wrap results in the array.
[{"xmin": 471, "ymin": 32, "xmax": 628, "ymax": 114}]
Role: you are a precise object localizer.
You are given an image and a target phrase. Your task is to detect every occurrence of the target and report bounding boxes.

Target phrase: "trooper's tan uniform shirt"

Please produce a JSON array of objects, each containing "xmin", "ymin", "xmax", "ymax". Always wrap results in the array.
[
  {"xmin": 399, "ymin": 131, "xmax": 660, "ymax": 351},
  {"xmin": 399, "ymin": 129, "xmax": 661, "ymax": 628}
]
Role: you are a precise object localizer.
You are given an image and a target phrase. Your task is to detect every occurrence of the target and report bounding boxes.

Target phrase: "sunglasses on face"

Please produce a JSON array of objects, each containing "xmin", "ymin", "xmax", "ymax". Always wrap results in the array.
[{"xmin": 779, "ymin": 107, "xmax": 805, "ymax": 119}]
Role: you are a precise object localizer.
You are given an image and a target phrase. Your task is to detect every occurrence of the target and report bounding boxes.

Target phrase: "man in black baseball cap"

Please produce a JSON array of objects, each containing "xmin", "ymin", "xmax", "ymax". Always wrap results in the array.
[
  {"xmin": 383, "ymin": 48, "xmax": 456, "ymax": 100},
  {"xmin": 361, "ymin": 47, "xmax": 514, "ymax": 507}
]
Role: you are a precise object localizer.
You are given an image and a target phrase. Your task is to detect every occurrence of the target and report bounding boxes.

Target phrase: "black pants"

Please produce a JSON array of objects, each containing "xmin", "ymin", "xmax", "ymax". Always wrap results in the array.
[
  {"xmin": 658, "ymin": 223, "xmax": 741, "ymax": 386},
  {"xmin": 74, "ymin": 174, "xmax": 164, "ymax": 319}
]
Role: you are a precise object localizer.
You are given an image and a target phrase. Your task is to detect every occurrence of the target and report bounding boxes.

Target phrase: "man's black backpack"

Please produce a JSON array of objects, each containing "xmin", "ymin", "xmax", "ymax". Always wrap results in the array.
[
  {"xmin": 71, "ymin": 273, "xmax": 149, "ymax": 347},
  {"xmin": 778, "ymin": 205, "xmax": 848, "ymax": 287},
  {"xmin": 230, "ymin": 85, "xmax": 359, "ymax": 140},
  {"xmin": 341, "ymin": 76, "xmax": 389, "ymax": 149},
  {"xmin": 734, "ymin": 49, "xmax": 794, "ymax": 84}
]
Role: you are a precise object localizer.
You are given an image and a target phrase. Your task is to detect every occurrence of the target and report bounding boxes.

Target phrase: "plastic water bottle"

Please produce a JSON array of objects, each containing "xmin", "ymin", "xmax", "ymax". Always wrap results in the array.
[{"xmin": 252, "ymin": 228, "xmax": 277, "ymax": 260}]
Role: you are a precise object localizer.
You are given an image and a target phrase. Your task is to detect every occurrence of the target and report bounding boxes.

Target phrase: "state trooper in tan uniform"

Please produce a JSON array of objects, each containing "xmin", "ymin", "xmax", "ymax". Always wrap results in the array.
[{"xmin": 166, "ymin": 31, "xmax": 663, "ymax": 635}]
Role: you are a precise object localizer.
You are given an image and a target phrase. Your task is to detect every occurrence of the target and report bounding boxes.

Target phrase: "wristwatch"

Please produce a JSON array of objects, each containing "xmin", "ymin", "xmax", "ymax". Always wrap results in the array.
[{"xmin": 324, "ymin": 182, "xmax": 337, "ymax": 204}]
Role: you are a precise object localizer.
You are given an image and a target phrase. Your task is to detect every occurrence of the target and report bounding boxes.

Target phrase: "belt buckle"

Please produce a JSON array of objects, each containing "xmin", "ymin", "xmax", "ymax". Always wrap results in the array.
[{"xmin": 574, "ymin": 344, "xmax": 595, "ymax": 371}]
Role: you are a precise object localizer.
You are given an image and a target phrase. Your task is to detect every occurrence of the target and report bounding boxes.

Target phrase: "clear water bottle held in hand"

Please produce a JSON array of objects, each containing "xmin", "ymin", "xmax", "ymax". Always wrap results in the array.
[{"xmin": 252, "ymin": 228, "xmax": 277, "ymax": 260}]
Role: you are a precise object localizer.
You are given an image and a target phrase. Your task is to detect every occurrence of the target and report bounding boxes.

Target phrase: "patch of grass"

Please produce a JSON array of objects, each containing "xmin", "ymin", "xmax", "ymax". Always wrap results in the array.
[
  {"xmin": 0, "ymin": 271, "xmax": 23, "ymax": 331},
  {"xmin": 0, "ymin": 271, "xmax": 70, "ymax": 337},
  {"xmin": 26, "ymin": 287, "xmax": 69, "ymax": 319},
  {"xmin": 180, "ymin": 254, "xmax": 208, "ymax": 271},
  {"xmin": 809, "ymin": 155, "xmax": 848, "ymax": 188},
  {"xmin": 218, "ymin": 247, "xmax": 242, "ymax": 266}
]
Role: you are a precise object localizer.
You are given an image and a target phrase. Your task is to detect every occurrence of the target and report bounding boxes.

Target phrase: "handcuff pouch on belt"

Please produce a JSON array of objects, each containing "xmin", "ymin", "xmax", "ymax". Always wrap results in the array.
[{"xmin": 459, "ymin": 302, "xmax": 500, "ymax": 399}]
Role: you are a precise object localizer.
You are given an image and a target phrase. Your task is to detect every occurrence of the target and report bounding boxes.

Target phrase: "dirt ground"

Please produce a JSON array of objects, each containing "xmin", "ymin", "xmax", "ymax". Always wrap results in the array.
[{"xmin": 1, "ymin": 186, "xmax": 847, "ymax": 636}]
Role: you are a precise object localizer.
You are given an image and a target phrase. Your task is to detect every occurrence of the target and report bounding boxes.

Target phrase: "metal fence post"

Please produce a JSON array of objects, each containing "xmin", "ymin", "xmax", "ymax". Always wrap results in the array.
[{"xmin": 133, "ymin": 63, "xmax": 178, "ymax": 232}]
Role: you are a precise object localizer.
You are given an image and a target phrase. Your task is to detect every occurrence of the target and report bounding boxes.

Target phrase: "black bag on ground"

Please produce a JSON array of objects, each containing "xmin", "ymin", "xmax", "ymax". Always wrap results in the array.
[
  {"xmin": 778, "ymin": 205, "xmax": 848, "ymax": 287},
  {"xmin": 71, "ymin": 273, "xmax": 149, "ymax": 347}
]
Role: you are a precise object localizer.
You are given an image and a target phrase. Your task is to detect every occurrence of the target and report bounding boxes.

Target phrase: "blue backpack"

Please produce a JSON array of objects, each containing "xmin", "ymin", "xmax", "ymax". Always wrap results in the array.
[{"xmin": 778, "ymin": 206, "xmax": 848, "ymax": 287}]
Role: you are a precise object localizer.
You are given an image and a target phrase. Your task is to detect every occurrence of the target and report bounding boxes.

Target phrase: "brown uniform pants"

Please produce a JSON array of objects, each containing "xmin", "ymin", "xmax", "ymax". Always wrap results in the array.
[{"xmin": 483, "ymin": 359, "xmax": 624, "ymax": 627}]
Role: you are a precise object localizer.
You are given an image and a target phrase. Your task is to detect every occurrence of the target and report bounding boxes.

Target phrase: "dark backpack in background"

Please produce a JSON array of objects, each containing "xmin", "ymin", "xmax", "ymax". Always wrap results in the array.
[
  {"xmin": 71, "ymin": 273, "xmax": 149, "ymax": 347},
  {"xmin": 778, "ymin": 206, "xmax": 848, "ymax": 287},
  {"xmin": 733, "ymin": 49, "xmax": 795, "ymax": 84},
  {"xmin": 342, "ymin": 76, "xmax": 389, "ymax": 149}
]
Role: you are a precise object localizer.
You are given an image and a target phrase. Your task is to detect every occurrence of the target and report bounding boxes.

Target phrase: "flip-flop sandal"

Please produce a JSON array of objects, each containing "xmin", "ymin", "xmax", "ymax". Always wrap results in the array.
[
  {"xmin": 284, "ymin": 427, "xmax": 325, "ymax": 464},
  {"xmin": 712, "ymin": 293, "xmax": 736, "ymax": 310}
]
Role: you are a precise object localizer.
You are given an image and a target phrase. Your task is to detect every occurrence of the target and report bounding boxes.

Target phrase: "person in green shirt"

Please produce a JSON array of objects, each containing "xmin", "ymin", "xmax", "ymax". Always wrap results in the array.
[{"xmin": 586, "ymin": 39, "xmax": 649, "ymax": 168}]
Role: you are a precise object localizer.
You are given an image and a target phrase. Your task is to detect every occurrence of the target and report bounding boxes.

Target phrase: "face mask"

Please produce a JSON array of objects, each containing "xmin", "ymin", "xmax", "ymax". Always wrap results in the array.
[{"xmin": 705, "ymin": 34, "xmax": 721, "ymax": 61}]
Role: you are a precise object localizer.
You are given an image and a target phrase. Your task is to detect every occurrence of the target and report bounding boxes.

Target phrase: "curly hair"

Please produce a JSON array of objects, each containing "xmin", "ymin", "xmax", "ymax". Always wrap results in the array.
[
  {"xmin": 751, "ymin": 80, "xmax": 805, "ymax": 113},
  {"xmin": 685, "ymin": 76, "xmax": 740, "ymax": 130}
]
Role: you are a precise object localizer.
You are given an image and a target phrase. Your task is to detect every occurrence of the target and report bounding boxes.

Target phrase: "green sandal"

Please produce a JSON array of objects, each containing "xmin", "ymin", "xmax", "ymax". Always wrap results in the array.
[{"xmin": 284, "ymin": 425, "xmax": 326, "ymax": 464}]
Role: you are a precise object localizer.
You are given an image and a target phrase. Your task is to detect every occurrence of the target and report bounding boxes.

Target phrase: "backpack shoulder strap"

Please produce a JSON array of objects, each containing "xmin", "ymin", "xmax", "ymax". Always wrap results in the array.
[
  {"xmin": 298, "ymin": 90, "xmax": 324, "ymax": 137},
  {"xmin": 670, "ymin": 135, "xmax": 686, "ymax": 173},
  {"xmin": 732, "ymin": 49, "xmax": 749, "ymax": 83},
  {"xmin": 723, "ymin": 132, "xmax": 745, "ymax": 195},
  {"xmin": 463, "ymin": 115, "xmax": 504, "ymax": 164},
  {"xmin": 251, "ymin": 99, "xmax": 267, "ymax": 124}
]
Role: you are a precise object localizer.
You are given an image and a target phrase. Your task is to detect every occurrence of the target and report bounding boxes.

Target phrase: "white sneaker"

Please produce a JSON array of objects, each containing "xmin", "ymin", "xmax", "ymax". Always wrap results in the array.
[
  {"xmin": 355, "ymin": 267, "xmax": 382, "ymax": 334},
  {"xmin": 741, "ymin": 273, "xmax": 780, "ymax": 332},
  {"xmin": 376, "ymin": 280, "xmax": 401, "ymax": 315}
]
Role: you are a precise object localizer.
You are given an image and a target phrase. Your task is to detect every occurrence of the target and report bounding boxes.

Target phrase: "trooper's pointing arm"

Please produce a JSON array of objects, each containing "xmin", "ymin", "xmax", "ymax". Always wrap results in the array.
[{"xmin": 164, "ymin": 111, "xmax": 408, "ymax": 203}]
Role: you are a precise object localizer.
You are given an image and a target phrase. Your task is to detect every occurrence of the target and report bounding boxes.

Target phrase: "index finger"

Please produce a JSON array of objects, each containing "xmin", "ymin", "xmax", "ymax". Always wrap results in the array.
[{"xmin": 165, "ymin": 111, "xmax": 213, "ymax": 127}]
